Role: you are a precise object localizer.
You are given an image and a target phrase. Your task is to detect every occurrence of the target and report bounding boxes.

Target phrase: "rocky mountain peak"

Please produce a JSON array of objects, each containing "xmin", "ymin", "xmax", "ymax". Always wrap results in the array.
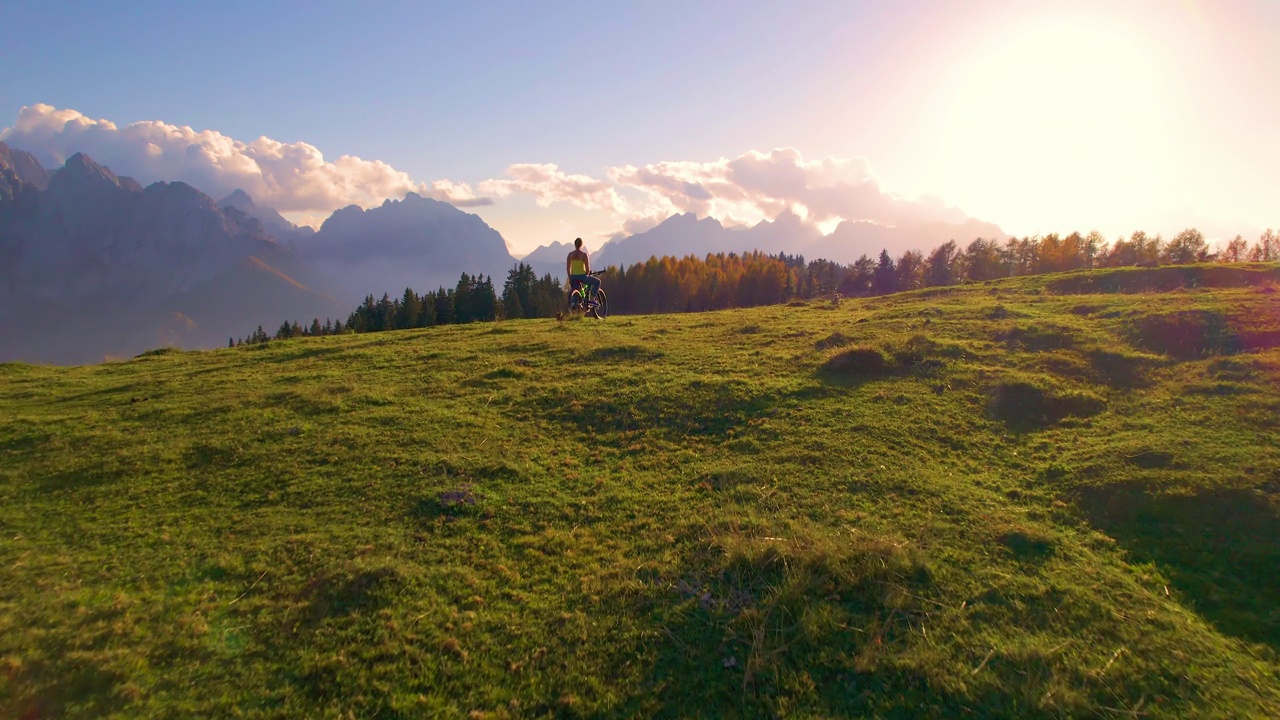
[
  {"xmin": 0, "ymin": 141, "xmax": 52, "ymax": 190},
  {"xmin": 222, "ymin": 188, "xmax": 255, "ymax": 208},
  {"xmin": 48, "ymin": 152, "xmax": 133, "ymax": 199},
  {"xmin": 218, "ymin": 188, "xmax": 313, "ymax": 242}
]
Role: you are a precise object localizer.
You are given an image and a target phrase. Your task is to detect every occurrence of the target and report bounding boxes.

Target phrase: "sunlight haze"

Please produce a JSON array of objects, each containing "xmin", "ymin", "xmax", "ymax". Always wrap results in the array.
[{"xmin": 2, "ymin": 0, "xmax": 1274, "ymax": 254}]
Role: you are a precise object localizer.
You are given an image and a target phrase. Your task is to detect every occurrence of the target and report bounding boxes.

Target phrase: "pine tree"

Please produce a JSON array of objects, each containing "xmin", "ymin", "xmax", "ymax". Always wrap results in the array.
[
  {"xmin": 473, "ymin": 275, "xmax": 497, "ymax": 321},
  {"xmin": 502, "ymin": 265, "xmax": 525, "ymax": 320},
  {"xmin": 454, "ymin": 274, "xmax": 475, "ymax": 323},
  {"xmin": 419, "ymin": 293, "xmax": 436, "ymax": 327},
  {"xmin": 399, "ymin": 287, "xmax": 421, "ymax": 329},
  {"xmin": 873, "ymin": 249, "xmax": 897, "ymax": 295},
  {"xmin": 376, "ymin": 293, "xmax": 393, "ymax": 332},
  {"xmin": 435, "ymin": 287, "xmax": 455, "ymax": 325}
]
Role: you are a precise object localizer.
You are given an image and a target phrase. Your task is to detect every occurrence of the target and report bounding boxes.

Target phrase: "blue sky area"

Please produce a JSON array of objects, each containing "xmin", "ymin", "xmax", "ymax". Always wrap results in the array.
[{"xmin": 3, "ymin": 0, "xmax": 1277, "ymax": 253}]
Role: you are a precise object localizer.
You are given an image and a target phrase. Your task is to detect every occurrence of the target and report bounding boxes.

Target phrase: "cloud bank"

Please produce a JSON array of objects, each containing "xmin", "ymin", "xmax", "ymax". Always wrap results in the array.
[
  {"xmin": 609, "ymin": 148, "xmax": 969, "ymax": 229},
  {"xmin": 3, "ymin": 105, "xmax": 974, "ymax": 239},
  {"xmin": 478, "ymin": 147, "xmax": 972, "ymax": 235},
  {"xmin": 0, "ymin": 104, "xmax": 490, "ymax": 213}
]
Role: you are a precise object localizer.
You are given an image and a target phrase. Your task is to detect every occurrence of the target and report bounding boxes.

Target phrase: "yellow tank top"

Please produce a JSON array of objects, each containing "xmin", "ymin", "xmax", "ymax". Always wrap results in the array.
[{"xmin": 570, "ymin": 257, "xmax": 587, "ymax": 275}]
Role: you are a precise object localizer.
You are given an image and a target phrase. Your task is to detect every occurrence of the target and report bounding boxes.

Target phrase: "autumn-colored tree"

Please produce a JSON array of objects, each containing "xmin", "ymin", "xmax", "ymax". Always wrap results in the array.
[
  {"xmin": 1222, "ymin": 235, "xmax": 1248, "ymax": 263},
  {"xmin": 1248, "ymin": 229, "xmax": 1277, "ymax": 262},
  {"xmin": 1083, "ymin": 231, "xmax": 1106, "ymax": 269},
  {"xmin": 962, "ymin": 238, "xmax": 1004, "ymax": 281},
  {"xmin": 925, "ymin": 241, "xmax": 959, "ymax": 287},
  {"xmin": 895, "ymin": 249, "xmax": 925, "ymax": 291},
  {"xmin": 1163, "ymin": 228, "xmax": 1207, "ymax": 265}
]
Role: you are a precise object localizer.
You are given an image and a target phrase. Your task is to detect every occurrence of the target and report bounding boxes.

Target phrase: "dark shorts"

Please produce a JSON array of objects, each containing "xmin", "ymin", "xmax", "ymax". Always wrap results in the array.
[{"xmin": 569, "ymin": 274, "xmax": 601, "ymax": 297}]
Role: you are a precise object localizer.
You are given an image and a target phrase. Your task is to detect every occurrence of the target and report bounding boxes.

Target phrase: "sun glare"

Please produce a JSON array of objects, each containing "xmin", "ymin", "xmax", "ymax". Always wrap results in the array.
[{"xmin": 930, "ymin": 13, "xmax": 1180, "ymax": 236}]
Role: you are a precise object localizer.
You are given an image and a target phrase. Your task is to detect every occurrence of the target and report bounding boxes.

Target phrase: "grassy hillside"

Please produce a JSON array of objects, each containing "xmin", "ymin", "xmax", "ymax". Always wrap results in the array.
[{"xmin": 2, "ymin": 265, "xmax": 1279, "ymax": 718}]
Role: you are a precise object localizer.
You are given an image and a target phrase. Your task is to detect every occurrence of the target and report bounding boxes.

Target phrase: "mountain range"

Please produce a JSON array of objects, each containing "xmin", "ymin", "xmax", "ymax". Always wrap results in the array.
[
  {"xmin": 307, "ymin": 193, "xmax": 515, "ymax": 301},
  {"xmin": 0, "ymin": 140, "xmax": 1006, "ymax": 364},
  {"xmin": 0, "ymin": 145, "xmax": 514, "ymax": 364},
  {"xmin": 593, "ymin": 210, "xmax": 1004, "ymax": 268}
]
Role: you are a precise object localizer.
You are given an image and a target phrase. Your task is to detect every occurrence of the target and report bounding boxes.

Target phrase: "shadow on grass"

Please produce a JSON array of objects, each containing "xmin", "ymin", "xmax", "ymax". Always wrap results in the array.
[
  {"xmin": 611, "ymin": 529, "xmax": 1068, "ymax": 719},
  {"xmin": 1046, "ymin": 264, "xmax": 1280, "ymax": 295},
  {"xmin": 1076, "ymin": 481, "xmax": 1280, "ymax": 650},
  {"xmin": 815, "ymin": 335, "xmax": 946, "ymax": 388},
  {"xmin": 580, "ymin": 344, "xmax": 665, "ymax": 363},
  {"xmin": 290, "ymin": 565, "xmax": 408, "ymax": 636},
  {"xmin": 37, "ymin": 464, "xmax": 128, "ymax": 493},
  {"xmin": 258, "ymin": 345, "xmax": 349, "ymax": 364},
  {"xmin": 987, "ymin": 381, "xmax": 1106, "ymax": 432},
  {"xmin": 526, "ymin": 377, "xmax": 781, "ymax": 442},
  {"xmin": 1086, "ymin": 349, "xmax": 1157, "ymax": 389},
  {"xmin": 2, "ymin": 658, "xmax": 128, "ymax": 720},
  {"xmin": 1132, "ymin": 310, "xmax": 1244, "ymax": 359}
]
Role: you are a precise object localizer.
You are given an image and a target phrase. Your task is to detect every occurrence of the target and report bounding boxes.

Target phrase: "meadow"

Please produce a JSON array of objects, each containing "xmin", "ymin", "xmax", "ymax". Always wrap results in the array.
[{"xmin": 2, "ymin": 264, "xmax": 1278, "ymax": 718}]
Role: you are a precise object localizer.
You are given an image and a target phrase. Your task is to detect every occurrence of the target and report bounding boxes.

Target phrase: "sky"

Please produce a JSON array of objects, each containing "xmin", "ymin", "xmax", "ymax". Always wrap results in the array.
[{"xmin": 1, "ymin": 0, "xmax": 1276, "ymax": 255}]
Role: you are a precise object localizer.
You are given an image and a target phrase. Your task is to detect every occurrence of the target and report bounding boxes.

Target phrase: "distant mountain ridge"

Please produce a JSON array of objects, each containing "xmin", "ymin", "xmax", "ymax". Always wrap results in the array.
[
  {"xmin": 305, "ymin": 192, "xmax": 517, "ymax": 302},
  {"xmin": 0, "ymin": 143, "xmax": 340, "ymax": 364},
  {"xmin": 521, "ymin": 240, "xmax": 580, "ymax": 278},
  {"xmin": 585, "ymin": 209, "xmax": 1004, "ymax": 270},
  {"xmin": 219, "ymin": 188, "xmax": 315, "ymax": 244}
]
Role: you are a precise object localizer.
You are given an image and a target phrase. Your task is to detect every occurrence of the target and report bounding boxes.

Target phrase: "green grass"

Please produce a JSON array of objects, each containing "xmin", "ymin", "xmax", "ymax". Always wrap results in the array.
[{"xmin": 2, "ymin": 264, "xmax": 1279, "ymax": 718}]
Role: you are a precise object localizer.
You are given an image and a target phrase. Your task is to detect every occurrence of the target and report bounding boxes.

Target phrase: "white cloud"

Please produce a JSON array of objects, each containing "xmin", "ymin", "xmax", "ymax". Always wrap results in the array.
[
  {"xmin": 478, "ymin": 163, "xmax": 625, "ymax": 213},
  {"xmin": 426, "ymin": 179, "xmax": 492, "ymax": 208},
  {"xmin": 0, "ymin": 103, "xmax": 489, "ymax": 212},
  {"xmin": 1, "ymin": 105, "xmax": 974, "ymax": 239},
  {"xmin": 477, "ymin": 148, "xmax": 973, "ymax": 236},
  {"xmin": 614, "ymin": 148, "xmax": 969, "ymax": 228}
]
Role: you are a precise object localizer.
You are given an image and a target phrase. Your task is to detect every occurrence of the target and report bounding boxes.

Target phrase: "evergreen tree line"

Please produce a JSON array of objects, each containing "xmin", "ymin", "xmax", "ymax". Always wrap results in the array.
[
  {"xmin": 234, "ymin": 227, "xmax": 1279, "ymax": 345},
  {"xmin": 232, "ymin": 265, "xmax": 563, "ymax": 346}
]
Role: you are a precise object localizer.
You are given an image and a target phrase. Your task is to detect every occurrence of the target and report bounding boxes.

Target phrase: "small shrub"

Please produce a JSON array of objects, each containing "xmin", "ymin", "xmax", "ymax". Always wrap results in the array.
[
  {"xmin": 1087, "ymin": 349, "xmax": 1154, "ymax": 388},
  {"xmin": 698, "ymin": 469, "xmax": 760, "ymax": 491},
  {"xmin": 890, "ymin": 334, "xmax": 937, "ymax": 367},
  {"xmin": 814, "ymin": 332, "xmax": 852, "ymax": 351},
  {"xmin": 582, "ymin": 344, "xmax": 664, "ymax": 362},
  {"xmin": 1134, "ymin": 310, "xmax": 1242, "ymax": 358},
  {"xmin": 989, "ymin": 380, "xmax": 1106, "ymax": 430},
  {"xmin": 1054, "ymin": 389, "xmax": 1108, "ymax": 418},
  {"xmin": 822, "ymin": 346, "xmax": 893, "ymax": 377},
  {"xmin": 996, "ymin": 526, "xmax": 1056, "ymax": 561},
  {"xmin": 134, "ymin": 347, "xmax": 180, "ymax": 358},
  {"xmin": 484, "ymin": 367, "xmax": 525, "ymax": 380},
  {"xmin": 1000, "ymin": 324, "xmax": 1075, "ymax": 352},
  {"xmin": 1125, "ymin": 450, "xmax": 1174, "ymax": 469}
]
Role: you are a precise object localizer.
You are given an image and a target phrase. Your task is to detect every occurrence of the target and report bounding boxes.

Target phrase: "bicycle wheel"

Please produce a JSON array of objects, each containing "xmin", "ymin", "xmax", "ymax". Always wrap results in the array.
[{"xmin": 594, "ymin": 288, "xmax": 608, "ymax": 318}]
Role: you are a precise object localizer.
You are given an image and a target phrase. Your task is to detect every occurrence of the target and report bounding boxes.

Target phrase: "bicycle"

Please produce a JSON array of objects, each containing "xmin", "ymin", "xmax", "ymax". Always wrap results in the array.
[{"xmin": 568, "ymin": 271, "xmax": 608, "ymax": 319}]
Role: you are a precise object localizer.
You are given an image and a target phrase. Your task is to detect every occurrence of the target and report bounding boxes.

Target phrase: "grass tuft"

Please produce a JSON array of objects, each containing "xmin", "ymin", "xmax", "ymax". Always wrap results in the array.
[
  {"xmin": 988, "ymin": 379, "xmax": 1107, "ymax": 430},
  {"xmin": 1134, "ymin": 309, "xmax": 1243, "ymax": 358},
  {"xmin": 821, "ymin": 345, "xmax": 893, "ymax": 377}
]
